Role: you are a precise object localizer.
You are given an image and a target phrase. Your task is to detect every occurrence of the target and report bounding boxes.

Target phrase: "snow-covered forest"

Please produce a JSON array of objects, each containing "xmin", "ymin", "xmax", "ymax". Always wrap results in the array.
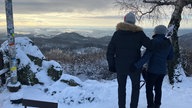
[{"xmin": 0, "ymin": 31, "xmax": 192, "ymax": 108}]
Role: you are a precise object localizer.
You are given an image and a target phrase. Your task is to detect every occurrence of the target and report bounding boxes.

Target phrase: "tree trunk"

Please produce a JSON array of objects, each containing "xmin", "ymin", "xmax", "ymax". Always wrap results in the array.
[{"xmin": 167, "ymin": 0, "xmax": 185, "ymax": 84}]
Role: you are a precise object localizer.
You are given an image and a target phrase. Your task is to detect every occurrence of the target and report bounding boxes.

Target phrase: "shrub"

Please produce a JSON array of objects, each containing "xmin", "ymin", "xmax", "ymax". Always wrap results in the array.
[
  {"xmin": 27, "ymin": 54, "xmax": 43, "ymax": 67},
  {"xmin": 17, "ymin": 64, "xmax": 39, "ymax": 85},
  {"xmin": 47, "ymin": 65, "xmax": 63, "ymax": 81}
]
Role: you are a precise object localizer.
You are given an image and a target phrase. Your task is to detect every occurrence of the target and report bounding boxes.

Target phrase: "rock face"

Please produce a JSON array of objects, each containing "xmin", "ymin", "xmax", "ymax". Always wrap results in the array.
[
  {"xmin": 1, "ymin": 37, "xmax": 63, "ymax": 85},
  {"xmin": 0, "ymin": 36, "xmax": 101, "ymax": 104}
]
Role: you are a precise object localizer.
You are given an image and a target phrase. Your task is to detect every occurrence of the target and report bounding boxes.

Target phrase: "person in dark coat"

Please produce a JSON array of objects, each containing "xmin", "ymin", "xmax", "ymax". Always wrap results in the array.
[
  {"xmin": 134, "ymin": 25, "xmax": 174, "ymax": 108},
  {"xmin": 106, "ymin": 12, "xmax": 153, "ymax": 108}
]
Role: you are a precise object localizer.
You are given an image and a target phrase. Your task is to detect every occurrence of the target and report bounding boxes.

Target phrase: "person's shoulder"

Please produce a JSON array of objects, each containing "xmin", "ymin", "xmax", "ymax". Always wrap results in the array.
[
  {"xmin": 116, "ymin": 22, "xmax": 143, "ymax": 32},
  {"xmin": 151, "ymin": 37, "xmax": 160, "ymax": 44}
]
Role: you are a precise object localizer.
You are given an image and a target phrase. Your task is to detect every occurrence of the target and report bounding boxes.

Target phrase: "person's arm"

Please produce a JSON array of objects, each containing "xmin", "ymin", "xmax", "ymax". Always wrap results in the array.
[
  {"xmin": 106, "ymin": 32, "xmax": 116, "ymax": 72},
  {"xmin": 134, "ymin": 38, "xmax": 157, "ymax": 69},
  {"xmin": 140, "ymin": 31, "xmax": 153, "ymax": 50},
  {"xmin": 134, "ymin": 49, "xmax": 152, "ymax": 69}
]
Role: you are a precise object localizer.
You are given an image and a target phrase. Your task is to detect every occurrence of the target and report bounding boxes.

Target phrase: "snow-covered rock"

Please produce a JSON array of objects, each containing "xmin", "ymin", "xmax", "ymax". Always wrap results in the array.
[{"xmin": 1, "ymin": 37, "xmax": 63, "ymax": 85}]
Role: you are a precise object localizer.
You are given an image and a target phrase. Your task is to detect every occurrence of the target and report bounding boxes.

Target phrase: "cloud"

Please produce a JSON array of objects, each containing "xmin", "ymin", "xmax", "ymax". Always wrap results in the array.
[
  {"xmin": 0, "ymin": 0, "xmax": 115, "ymax": 14},
  {"xmin": 84, "ymin": 15, "xmax": 122, "ymax": 19}
]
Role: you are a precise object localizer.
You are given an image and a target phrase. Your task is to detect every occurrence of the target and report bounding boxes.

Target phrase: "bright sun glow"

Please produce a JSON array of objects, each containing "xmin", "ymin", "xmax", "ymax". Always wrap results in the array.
[{"xmin": 0, "ymin": 9, "xmax": 122, "ymax": 28}]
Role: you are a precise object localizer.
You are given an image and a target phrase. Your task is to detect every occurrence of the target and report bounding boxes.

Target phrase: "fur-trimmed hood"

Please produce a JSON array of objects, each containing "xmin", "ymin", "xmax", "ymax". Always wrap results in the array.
[{"xmin": 116, "ymin": 22, "xmax": 143, "ymax": 32}]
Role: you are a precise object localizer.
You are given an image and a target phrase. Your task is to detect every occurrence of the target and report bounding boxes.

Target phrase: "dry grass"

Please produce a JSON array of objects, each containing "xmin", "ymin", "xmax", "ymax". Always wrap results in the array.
[{"xmin": 45, "ymin": 48, "xmax": 106, "ymax": 64}]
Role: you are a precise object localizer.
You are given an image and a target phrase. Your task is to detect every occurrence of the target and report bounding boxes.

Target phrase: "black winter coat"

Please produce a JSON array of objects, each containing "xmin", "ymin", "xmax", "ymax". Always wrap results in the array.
[{"xmin": 106, "ymin": 22, "xmax": 152, "ymax": 75}]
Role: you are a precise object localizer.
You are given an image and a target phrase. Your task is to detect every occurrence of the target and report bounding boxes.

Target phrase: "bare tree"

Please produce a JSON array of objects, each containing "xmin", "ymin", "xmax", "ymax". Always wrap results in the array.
[{"xmin": 115, "ymin": 0, "xmax": 192, "ymax": 84}]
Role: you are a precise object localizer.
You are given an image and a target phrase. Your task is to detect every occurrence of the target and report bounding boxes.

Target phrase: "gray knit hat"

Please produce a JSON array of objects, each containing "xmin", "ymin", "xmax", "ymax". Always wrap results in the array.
[
  {"xmin": 124, "ymin": 12, "xmax": 136, "ymax": 24},
  {"xmin": 154, "ymin": 25, "xmax": 167, "ymax": 35}
]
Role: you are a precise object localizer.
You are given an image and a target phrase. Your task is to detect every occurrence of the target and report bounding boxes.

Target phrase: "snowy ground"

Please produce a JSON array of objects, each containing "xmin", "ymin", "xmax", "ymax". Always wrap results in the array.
[{"xmin": 0, "ymin": 75, "xmax": 192, "ymax": 108}]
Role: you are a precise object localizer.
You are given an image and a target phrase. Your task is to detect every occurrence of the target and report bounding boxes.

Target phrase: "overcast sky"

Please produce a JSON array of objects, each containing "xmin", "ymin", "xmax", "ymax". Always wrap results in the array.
[
  {"xmin": 0, "ymin": 0, "xmax": 191, "ymax": 29},
  {"xmin": 12, "ymin": 0, "xmax": 115, "ymax": 14},
  {"xmin": 0, "ymin": 0, "xmax": 124, "ymax": 28}
]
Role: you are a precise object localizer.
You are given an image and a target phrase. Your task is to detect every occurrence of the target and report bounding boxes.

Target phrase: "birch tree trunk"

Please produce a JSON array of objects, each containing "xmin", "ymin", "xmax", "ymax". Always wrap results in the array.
[{"xmin": 167, "ymin": 0, "xmax": 187, "ymax": 84}]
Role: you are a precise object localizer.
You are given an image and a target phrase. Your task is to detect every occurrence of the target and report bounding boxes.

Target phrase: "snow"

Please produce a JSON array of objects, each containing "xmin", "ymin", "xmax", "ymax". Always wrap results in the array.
[
  {"xmin": 1, "ymin": 76, "xmax": 192, "ymax": 108},
  {"xmin": 0, "ymin": 37, "xmax": 192, "ymax": 108},
  {"xmin": 7, "ymin": 82, "xmax": 21, "ymax": 88}
]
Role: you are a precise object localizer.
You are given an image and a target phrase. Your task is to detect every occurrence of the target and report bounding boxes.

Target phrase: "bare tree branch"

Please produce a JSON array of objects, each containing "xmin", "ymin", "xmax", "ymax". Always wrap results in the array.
[
  {"xmin": 115, "ymin": 0, "xmax": 170, "ymax": 21},
  {"xmin": 137, "ymin": 5, "xmax": 158, "ymax": 20},
  {"xmin": 143, "ymin": 0, "xmax": 176, "ymax": 5},
  {"xmin": 115, "ymin": 0, "xmax": 192, "ymax": 22}
]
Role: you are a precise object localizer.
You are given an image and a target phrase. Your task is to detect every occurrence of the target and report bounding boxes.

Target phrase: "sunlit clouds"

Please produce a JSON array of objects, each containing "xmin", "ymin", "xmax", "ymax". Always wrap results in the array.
[{"xmin": 0, "ymin": 12, "xmax": 121, "ymax": 28}]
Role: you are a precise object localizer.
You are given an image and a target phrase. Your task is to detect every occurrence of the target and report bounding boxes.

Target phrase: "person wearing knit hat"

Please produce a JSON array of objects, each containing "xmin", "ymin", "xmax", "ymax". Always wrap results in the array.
[
  {"xmin": 107, "ymin": 12, "xmax": 153, "ymax": 108},
  {"xmin": 154, "ymin": 25, "xmax": 168, "ymax": 35},
  {"xmin": 124, "ymin": 12, "xmax": 136, "ymax": 24},
  {"xmin": 134, "ymin": 24, "xmax": 174, "ymax": 108}
]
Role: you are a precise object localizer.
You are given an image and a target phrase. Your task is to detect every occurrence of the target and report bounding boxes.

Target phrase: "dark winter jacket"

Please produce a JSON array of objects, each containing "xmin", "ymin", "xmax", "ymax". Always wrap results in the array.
[
  {"xmin": 135, "ymin": 34, "xmax": 174, "ymax": 75},
  {"xmin": 106, "ymin": 22, "xmax": 152, "ymax": 74}
]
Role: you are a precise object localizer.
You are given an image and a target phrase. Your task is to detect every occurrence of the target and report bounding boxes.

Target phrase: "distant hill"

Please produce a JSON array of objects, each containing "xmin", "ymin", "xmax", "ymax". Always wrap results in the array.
[
  {"xmin": 0, "ymin": 32, "xmax": 111, "ymax": 52},
  {"xmin": 20, "ymin": 32, "xmax": 192, "ymax": 51},
  {"xmin": 28, "ymin": 32, "xmax": 111, "ymax": 52},
  {"xmin": 1, "ymin": 32, "xmax": 192, "ymax": 52}
]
